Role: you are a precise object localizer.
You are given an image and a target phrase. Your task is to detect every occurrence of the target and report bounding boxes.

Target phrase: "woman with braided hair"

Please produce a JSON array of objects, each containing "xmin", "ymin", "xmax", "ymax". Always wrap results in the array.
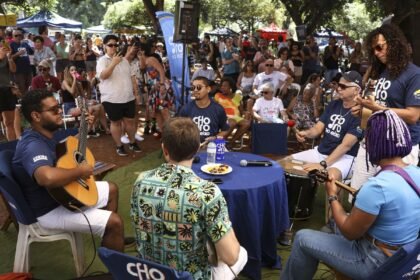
[{"xmin": 282, "ymin": 110, "xmax": 420, "ymax": 280}]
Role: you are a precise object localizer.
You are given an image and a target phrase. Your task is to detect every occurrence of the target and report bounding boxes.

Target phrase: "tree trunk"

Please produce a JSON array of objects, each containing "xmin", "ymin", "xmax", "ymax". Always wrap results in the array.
[{"xmin": 398, "ymin": 12, "xmax": 420, "ymax": 66}]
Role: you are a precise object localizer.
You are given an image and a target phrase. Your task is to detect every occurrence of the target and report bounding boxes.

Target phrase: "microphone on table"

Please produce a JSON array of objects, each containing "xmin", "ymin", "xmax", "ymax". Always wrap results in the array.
[{"xmin": 240, "ymin": 160, "xmax": 273, "ymax": 167}]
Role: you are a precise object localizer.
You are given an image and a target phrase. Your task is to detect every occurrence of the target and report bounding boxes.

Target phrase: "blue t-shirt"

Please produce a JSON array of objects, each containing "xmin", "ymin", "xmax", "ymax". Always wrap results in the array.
[
  {"xmin": 221, "ymin": 47, "xmax": 240, "ymax": 75},
  {"xmin": 10, "ymin": 41, "xmax": 33, "ymax": 74},
  {"xmin": 179, "ymin": 100, "xmax": 229, "ymax": 142},
  {"xmin": 318, "ymin": 100, "xmax": 362, "ymax": 156},
  {"xmin": 12, "ymin": 129, "xmax": 60, "ymax": 217},
  {"xmin": 373, "ymin": 62, "xmax": 420, "ymax": 145},
  {"xmin": 355, "ymin": 165, "xmax": 420, "ymax": 245}
]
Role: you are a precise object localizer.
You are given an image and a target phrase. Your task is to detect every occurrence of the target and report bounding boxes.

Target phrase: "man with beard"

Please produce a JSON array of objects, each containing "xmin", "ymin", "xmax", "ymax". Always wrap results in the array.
[
  {"xmin": 179, "ymin": 76, "xmax": 229, "ymax": 144},
  {"xmin": 12, "ymin": 89, "xmax": 125, "ymax": 252}
]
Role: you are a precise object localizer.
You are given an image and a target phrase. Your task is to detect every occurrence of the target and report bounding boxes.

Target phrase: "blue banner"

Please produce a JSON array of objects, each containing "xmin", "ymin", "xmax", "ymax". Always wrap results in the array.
[{"xmin": 156, "ymin": 11, "xmax": 190, "ymax": 109}]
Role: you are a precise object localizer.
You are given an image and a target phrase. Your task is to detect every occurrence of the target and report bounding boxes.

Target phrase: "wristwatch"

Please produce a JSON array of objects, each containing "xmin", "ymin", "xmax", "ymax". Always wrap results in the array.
[
  {"xmin": 320, "ymin": 160, "xmax": 328, "ymax": 169},
  {"xmin": 328, "ymin": 195, "xmax": 338, "ymax": 204}
]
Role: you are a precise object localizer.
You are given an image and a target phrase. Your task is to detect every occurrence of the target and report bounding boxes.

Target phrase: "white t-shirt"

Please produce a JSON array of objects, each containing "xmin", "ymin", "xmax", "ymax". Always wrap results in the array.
[
  {"xmin": 96, "ymin": 54, "xmax": 135, "ymax": 103},
  {"xmin": 253, "ymin": 71, "xmax": 288, "ymax": 94},
  {"xmin": 253, "ymin": 97, "xmax": 285, "ymax": 122}
]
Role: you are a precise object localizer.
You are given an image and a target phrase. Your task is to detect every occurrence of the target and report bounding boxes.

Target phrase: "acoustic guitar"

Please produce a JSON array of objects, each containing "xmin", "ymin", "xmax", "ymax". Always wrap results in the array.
[
  {"xmin": 308, "ymin": 169, "xmax": 357, "ymax": 195},
  {"xmin": 49, "ymin": 96, "xmax": 98, "ymax": 210}
]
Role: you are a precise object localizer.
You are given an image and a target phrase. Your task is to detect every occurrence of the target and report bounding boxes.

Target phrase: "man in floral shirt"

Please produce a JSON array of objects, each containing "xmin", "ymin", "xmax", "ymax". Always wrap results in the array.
[{"xmin": 131, "ymin": 117, "xmax": 247, "ymax": 279}]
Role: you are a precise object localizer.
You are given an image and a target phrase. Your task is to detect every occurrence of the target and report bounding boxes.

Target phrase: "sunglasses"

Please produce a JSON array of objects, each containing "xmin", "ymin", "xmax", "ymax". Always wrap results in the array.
[
  {"xmin": 261, "ymin": 91, "xmax": 271, "ymax": 94},
  {"xmin": 191, "ymin": 85, "xmax": 205, "ymax": 91},
  {"xmin": 265, "ymin": 64, "xmax": 274, "ymax": 67},
  {"xmin": 14, "ymin": 34, "xmax": 22, "ymax": 37},
  {"xmin": 40, "ymin": 104, "xmax": 62, "ymax": 114},
  {"xmin": 373, "ymin": 42, "xmax": 387, "ymax": 52},
  {"xmin": 337, "ymin": 83, "xmax": 357, "ymax": 90},
  {"xmin": 106, "ymin": 43, "xmax": 119, "ymax": 48}
]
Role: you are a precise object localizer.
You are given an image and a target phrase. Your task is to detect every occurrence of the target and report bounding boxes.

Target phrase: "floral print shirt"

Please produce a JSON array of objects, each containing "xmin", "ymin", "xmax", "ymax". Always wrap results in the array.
[{"xmin": 131, "ymin": 163, "xmax": 232, "ymax": 279}]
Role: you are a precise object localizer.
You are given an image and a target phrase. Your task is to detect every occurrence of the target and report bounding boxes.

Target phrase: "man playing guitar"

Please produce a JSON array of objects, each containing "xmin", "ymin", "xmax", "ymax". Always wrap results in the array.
[
  {"xmin": 350, "ymin": 24, "xmax": 420, "ymax": 192},
  {"xmin": 13, "ymin": 89, "xmax": 125, "ymax": 252}
]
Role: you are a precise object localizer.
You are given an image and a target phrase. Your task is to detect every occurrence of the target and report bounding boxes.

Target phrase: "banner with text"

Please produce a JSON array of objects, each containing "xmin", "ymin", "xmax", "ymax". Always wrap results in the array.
[{"xmin": 156, "ymin": 11, "xmax": 190, "ymax": 109}]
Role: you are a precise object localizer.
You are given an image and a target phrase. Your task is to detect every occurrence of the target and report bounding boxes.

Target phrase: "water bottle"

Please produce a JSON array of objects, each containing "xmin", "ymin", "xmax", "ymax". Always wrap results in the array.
[
  {"xmin": 206, "ymin": 141, "xmax": 216, "ymax": 164},
  {"xmin": 215, "ymin": 137, "xmax": 225, "ymax": 162}
]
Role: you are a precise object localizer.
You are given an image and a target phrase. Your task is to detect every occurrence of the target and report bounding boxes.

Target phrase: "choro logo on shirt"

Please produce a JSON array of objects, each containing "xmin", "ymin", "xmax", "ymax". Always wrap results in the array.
[
  {"xmin": 33, "ymin": 155, "xmax": 48, "ymax": 162},
  {"xmin": 325, "ymin": 114, "xmax": 345, "ymax": 138},
  {"xmin": 193, "ymin": 116, "xmax": 211, "ymax": 136},
  {"xmin": 374, "ymin": 77, "xmax": 391, "ymax": 105}
]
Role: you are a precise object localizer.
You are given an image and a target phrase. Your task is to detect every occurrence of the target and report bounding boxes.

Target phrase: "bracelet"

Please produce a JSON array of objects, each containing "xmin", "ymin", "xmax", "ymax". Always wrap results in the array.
[{"xmin": 328, "ymin": 195, "xmax": 338, "ymax": 204}]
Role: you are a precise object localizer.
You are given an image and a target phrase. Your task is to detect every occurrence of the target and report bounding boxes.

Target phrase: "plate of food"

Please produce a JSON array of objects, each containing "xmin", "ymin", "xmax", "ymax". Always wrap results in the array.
[{"xmin": 201, "ymin": 163, "xmax": 232, "ymax": 175}]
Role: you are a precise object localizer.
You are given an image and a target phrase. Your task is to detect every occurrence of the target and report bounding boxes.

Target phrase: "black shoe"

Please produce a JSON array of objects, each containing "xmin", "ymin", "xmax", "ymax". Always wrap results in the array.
[
  {"xmin": 129, "ymin": 142, "xmax": 141, "ymax": 153},
  {"xmin": 144, "ymin": 125, "xmax": 151, "ymax": 135},
  {"xmin": 116, "ymin": 145, "xmax": 128, "ymax": 156},
  {"xmin": 151, "ymin": 124, "xmax": 157, "ymax": 134},
  {"xmin": 124, "ymin": 236, "xmax": 136, "ymax": 247}
]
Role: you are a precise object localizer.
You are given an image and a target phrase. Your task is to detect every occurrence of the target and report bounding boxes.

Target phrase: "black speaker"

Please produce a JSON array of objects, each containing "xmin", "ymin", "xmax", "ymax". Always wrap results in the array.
[
  {"xmin": 173, "ymin": 0, "xmax": 200, "ymax": 43},
  {"xmin": 296, "ymin": 25, "xmax": 307, "ymax": 42}
]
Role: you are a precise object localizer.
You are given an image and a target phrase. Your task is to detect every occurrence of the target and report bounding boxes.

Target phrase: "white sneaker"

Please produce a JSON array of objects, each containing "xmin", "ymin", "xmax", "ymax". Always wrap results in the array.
[{"xmin": 120, "ymin": 135, "xmax": 130, "ymax": 144}]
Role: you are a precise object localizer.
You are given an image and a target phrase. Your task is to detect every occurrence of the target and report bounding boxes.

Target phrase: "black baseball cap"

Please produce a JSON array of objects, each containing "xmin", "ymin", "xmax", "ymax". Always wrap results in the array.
[
  {"xmin": 103, "ymin": 34, "xmax": 119, "ymax": 45},
  {"xmin": 341, "ymin": 71, "xmax": 362, "ymax": 88}
]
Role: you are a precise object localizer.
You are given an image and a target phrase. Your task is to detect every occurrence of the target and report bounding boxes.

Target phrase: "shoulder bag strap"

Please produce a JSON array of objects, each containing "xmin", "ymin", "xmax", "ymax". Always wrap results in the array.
[{"xmin": 378, "ymin": 165, "xmax": 420, "ymax": 197}]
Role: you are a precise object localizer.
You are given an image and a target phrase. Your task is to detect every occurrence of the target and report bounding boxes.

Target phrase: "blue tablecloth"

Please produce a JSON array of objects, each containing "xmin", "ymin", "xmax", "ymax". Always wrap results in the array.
[{"xmin": 192, "ymin": 152, "xmax": 289, "ymax": 280}]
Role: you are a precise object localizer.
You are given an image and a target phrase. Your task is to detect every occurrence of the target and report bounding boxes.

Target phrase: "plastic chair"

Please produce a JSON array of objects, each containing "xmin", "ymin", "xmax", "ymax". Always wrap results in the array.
[
  {"xmin": 0, "ymin": 150, "xmax": 84, "ymax": 276},
  {"xmin": 98, "ymin": 247, "xmax": 193, "ymax": 280},
  {"xmin": 251, "ymin": 122, "xmax": 288, "ymax": 155}
]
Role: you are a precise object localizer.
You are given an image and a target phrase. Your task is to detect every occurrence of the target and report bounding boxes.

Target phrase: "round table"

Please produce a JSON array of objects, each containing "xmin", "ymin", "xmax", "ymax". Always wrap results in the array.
[{"xmin": 192, "ymin": 152, "xmax": 289, "ymax": 280}]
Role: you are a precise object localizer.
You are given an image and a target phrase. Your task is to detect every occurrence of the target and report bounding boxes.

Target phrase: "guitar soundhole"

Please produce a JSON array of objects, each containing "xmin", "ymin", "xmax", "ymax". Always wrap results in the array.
[{"xmin": 74, "ymin": 152, "xmax": 85, "ymax": 164}]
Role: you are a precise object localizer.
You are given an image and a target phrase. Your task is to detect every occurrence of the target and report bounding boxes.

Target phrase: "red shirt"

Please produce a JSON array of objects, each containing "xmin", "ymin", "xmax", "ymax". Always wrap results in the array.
[{"xmin": 31, "ymin": 75, "xmax": 61, "ymax": 92}]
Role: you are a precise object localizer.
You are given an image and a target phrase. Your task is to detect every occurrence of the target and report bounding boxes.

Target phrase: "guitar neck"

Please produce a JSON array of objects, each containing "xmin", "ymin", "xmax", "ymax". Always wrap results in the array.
[
  {"xmin": 334, "ymin": 180, "xmax": 357, "ymax": 195},
  {"xmin": 76, "ymin": 97, "xmax": 88, "ymax": 159}
]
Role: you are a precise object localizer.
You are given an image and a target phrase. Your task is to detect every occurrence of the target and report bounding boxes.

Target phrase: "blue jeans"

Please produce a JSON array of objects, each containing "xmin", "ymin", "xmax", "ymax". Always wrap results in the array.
[{"xmin": 281, "ymin": 229, "xmax": 389, "ymax": 280}]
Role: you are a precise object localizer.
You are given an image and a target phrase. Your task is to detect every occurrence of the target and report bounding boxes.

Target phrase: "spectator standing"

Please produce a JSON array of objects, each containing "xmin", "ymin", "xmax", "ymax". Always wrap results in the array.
[
  {"xmin": 275, "ymin": 47, "xmax": 294, "ymax": 73},
  {"xmin": 0, "ymin": 41, "xmax": 18, "ymax": 141},
  {"xmin": 55, "ymin": 33, "xmax": 70, "ymax": 82},
  {"xmin": 301, "ymin": 35, "xmax": 320, "ymax": 85},
  {"xmin": 10, "ymin": 29, "xmax": 34, "ymax": 95},
  {"xmin": 323, "ymin": 37, "xmax": 341, "ymax": 84},
  {"xmin": 84, "ymin": 37, "xmax": 100, "ymax": 81},
  {"xmin": 97, "ymin": 34, "xmax": 141, "ymax": 156},
  {"xmin": 348, "ymin": 42, "xmax": 364, "ymax": 74},
  {"xmin": 33, "ymin": 36, "xmax": 56, "ymax": 76},
  {"xmin": 290, "ymin": 42, "xmax": 303, "ymax": 84},
  {"xmin": 69, "ymin": 34, "xmax": 86, "ymax": 72},
  {"xmin": 221, "ymin": 37, "xmax": 241, "ymax": 84}
]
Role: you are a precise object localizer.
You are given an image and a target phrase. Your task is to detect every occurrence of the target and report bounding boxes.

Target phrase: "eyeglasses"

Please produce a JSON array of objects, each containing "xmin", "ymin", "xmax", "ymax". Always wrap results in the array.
[
  {"xmin": 106, "ymin": 43, "xmax": 119, "ymax": 48},
  {"xmin": 38, "ymin": 67, "xmax": 49, "ymax": 72},
  {"xmin": 191, "ymin": 85, "xmax": 205, "ymax": 91},
  {"xmin": 40, "ymin": 104, "xmax": 62, "ymax": 114},
  {"xmin": 265, "ymin": 64, "xmax": 274, "ymax": 67},
  {"xmin": 373, "ymin": 42, "xmax": 387, "ymax": 52},
  {"xmin": 261, "ymin": 91, "xmax": 271, "ymax": 94},
  {"xmin": 337, "ymin": 83, "xmax": 357, "ymax": 90}
]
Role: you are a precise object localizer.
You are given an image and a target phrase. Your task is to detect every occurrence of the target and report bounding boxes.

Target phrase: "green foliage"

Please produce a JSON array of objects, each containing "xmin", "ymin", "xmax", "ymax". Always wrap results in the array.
[
  {"xmin": 55, "ymin": 0, "xmax": 107, "ymax": 27},
  {"xmin": 102, "ymin": 0, "xmax": 153, "ymax": 29},
  {"xmin": 200, "ymin": 0, "xmax": 279, "ymax": 32},
  {"xmin": 1, "ymin": 0, "xmax": 57, "ymax": 15},
  {"xmin": 327, "ymin": 1, "xmax": 381, "ymax": 41}
]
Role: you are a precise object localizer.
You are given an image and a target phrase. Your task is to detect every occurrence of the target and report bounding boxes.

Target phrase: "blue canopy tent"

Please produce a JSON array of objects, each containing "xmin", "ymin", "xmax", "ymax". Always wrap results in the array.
[
  {"xmin": 205, "ymin": 27, "xmax": 239, "ymax": 37},
  {"xmin": 314, "ymin": 29, "xmax": 344, "ymax": 39},
  {"xmin": 16, "ymin": 10, "xmax": 82, "ymax": 29}
]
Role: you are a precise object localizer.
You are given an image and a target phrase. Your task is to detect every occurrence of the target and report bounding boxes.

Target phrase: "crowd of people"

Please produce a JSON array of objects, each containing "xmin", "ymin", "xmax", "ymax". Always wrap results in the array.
[{"xmin": 0, "ymin": 21, "xmax": 419, "ymax": 280}]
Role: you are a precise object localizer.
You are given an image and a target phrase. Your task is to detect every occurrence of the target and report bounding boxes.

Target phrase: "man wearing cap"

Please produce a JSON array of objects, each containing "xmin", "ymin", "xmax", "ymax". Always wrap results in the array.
[
  {"xmin": 155, "ymin": 42, "xmax": 165, "ymax": 58},
  {"xmin": 31, "ymin": 59, "xmax": 61, "ymax": 93},
  {"xmin": 96, "ymin": 34, "xmax": 141, "ymax": 156},
  {"xmin": 289, "ymin": 71, "xmax": 363, "ymax": 181}
]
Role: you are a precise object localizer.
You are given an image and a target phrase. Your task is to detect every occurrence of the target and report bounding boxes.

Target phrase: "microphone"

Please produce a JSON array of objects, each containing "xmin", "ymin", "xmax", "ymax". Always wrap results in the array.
[{"xmin": 240, "ymin": 160, "xmax": 273, "ymax": 167}]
